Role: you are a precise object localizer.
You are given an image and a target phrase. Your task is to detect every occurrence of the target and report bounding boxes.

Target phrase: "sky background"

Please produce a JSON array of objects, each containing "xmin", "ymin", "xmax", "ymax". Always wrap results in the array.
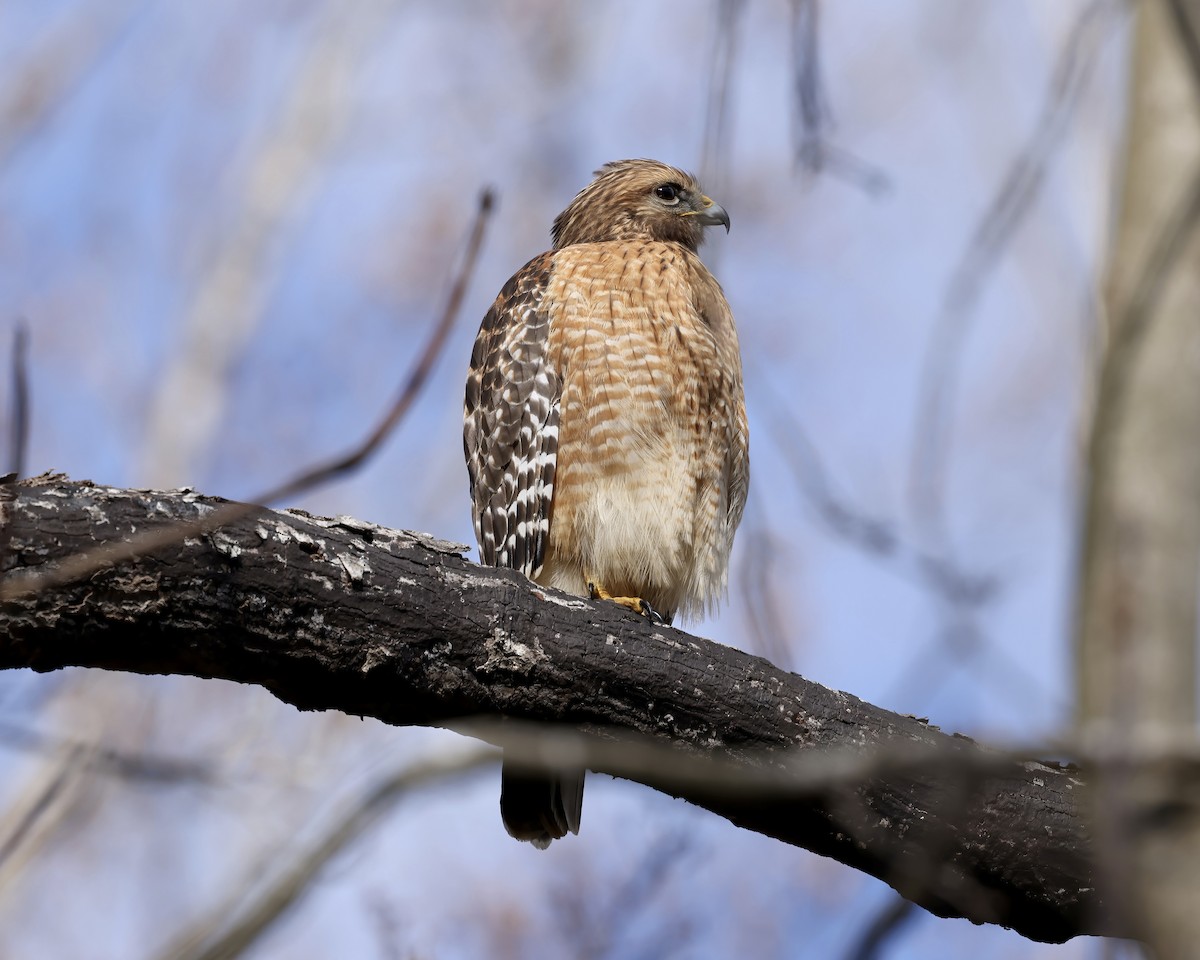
[{"xmin": 0, "ymin": 2, "xmax": 1135, "ymax": 958}]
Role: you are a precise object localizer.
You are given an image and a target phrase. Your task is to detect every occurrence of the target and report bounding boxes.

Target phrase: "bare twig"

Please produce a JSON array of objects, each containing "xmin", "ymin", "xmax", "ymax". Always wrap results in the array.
[
  {"xmin": 908, "ymin": 0, "xmax": 1126, "ymax": 543},
  {"xmin": 789, "ymin": 0, "xmax": 889, "ymax": 194},
  {"xmin": 1089, "ymin": 163, "xmax": 1200, "ymax": 452},
  {"xmin": 153, "ymin": 747, "xmax": 495, "ymax": 960},
  {"xmin": 700, "ymin": 0, "xmax": 744, "ymax": 196},
  {"xmin": 0, "ymin": 746, "xmax": 85, "ymax": 871},
  {"xmin": 758, "ymin": 370, "xmax": 999, "ymax": 610},
  {"xmin": 760, "ymin": 363, "xmax": 1054, "ymax": 710},
  {"xmin": 736, "ymin": 518, "xmax": 797, "ymax": 668},
  {"xmin": 257, "ymin": 186, "xmax": 494, "ymax": 505},
  {"xmin": 550, "ymin": 829, "xmax": 695, "ymax": 960},
  {"xmin": 844, "ymin": 896, "xmax": 919, "ymax": 960},
  {"xmin": 882, "ymin": 613, "xmax": 1057, "ymax": 720},
  {"xmin": 0, "ymin": 324, "xmax": 27, "ymax": 577},
  {"xmin": 453, "ymin": 717, "xmax": 1078, "ymax": 806},
  {"xmin": 0, "ymin": 720, "xmax": 212, "ymax": 785},
  {"xmin": 141, "ymin": 0, "xmax": 407, "ymax": 486},
  {"xmin": 790, "ymin": 0, "xmax": 829, "ymax": 146},
  {"xmin": 0, "ymin": 2, "xmax": 146, "ymax": 170},
  {"xmin": 0, "ymin": 189, "xmax": 494, "ymax": 603},
  {"xmin": 1164, "ymin": 0, "xmax": 1200, "ymax": 93},
  {"xmin": 365, "ymin": 894, "xmax": 413, "ymax": 960},
  {"xmin": 6, "ymin": 322, "xmax": 28, "ymax": 480}
]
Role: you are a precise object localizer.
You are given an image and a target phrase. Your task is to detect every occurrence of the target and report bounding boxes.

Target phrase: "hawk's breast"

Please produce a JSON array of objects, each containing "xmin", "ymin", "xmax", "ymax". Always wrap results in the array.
[{"xmin": 536, "ymin": 240, "xmax": 747, "ymax": 620}]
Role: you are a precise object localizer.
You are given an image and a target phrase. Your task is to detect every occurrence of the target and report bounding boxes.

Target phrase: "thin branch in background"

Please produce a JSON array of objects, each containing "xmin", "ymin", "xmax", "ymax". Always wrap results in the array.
[
  {"xmin": 605, "ymin": 831, "xmax": 694, "ymax": 940},
  {"xmin": 0, "ymin": 747, "xmax": 82, "ymax": 872},
  {"xmin": 0, "ymin": 672, "xmax": 67, "ymax": 718},
  {"xmin": 1099, "ymin": 939, "xmax": 1150, "ymax": 959},
  {"xmin": 0, "ymin": 322, "xmax": 28, "ymax": 574},
  {"xmin": 0, "ymin": 715, "xmax": 212, "ymax": 897},
  {"xmin": 755, "ymin": 369, "xmax": 1000, "ymax": 612},
  {"xmin": 754, "ymin": 369, "xmax": 1054, "ymax": 712},
  {"xmin": 141, "ymin": 0, "xmax": 408, "ymax": 487},
  {"xmin": 843, "ymin": 895, "xmax": 919, "ymax": 960},
  {"xmin": 6, "ymin": 322, "xmax": 28, "ymax": 480},
  {"xmin": 907, "ymin": 0, "xmax": 1125, "ymax": 544},
  {"xmin": 365, "ymin": 893, "xmax": 416, "ymax": 960},
  {"xmin": 760, "ymin": 377, "xmax": 898, "ymax": 554},
  {"xmin": 1088, "ymin": 164, "xmax": 1200, "ymax": 460},
  {"xmin": 259, "ymin": 184, "xmax": 494, "ymax": 506},
  {"xmin": 790, "ymin": 0, "xmax": 830, "ymax": 140},
  {"xmin": 0, "ymin": 1, "xmax": 148, "ymax": 171},
  {"xmin": 453, "ymin": 717, "xmax": 1084, "ymax": 810},
  {"xmin": 0, "ymin": 188, "xmax": 494, "ymax": 603},
  {"xmin": 0, "ymin": 741, "xmax": 113, "ymax": 895},
  {"xmin": 550, "ymin": 830, "xmax": 695, "ymax": 960},
  {"xmin": 700, "ymin": 0, "xmax": 744, "ymax": 196},
  {"xmin": 880, "ymin": 615, "xmax": 981, "ymax": 710},
  {"xmin": 605, "ymin": 838, "xmax": 696, "ymax": 960},
  {"xmin": 882, "ymin": 613, "xmax": 1059, "ymax": 722},
  {"xmin": 1164, "ymin": 0, "xmax": 1200, "ymax": 94},
  {"xmin": 737, "ymin": 517, "xmax": 797, "ymax": 668},
  {"xmin": 152, "ymin": 747, "xmax": 495, "ymax": 960},
  {"xmin": 789, "ymin": 0, "xmax": 890, "ymax": 195},
  {"xmin": 0, "ymin": 719, "xmax": 212, "ymax": 785}
]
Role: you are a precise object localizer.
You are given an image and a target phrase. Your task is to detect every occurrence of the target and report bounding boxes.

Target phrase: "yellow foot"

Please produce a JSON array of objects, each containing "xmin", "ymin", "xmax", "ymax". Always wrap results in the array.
[{"xmin": 587, "ymin": 580, "xmax": 668, "ymax": 625}]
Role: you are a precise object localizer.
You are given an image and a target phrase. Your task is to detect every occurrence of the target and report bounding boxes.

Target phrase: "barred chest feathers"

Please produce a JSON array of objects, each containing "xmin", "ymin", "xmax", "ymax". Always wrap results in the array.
[{"xmin": 534, "ymin": 240, "xmax": 747, "ymax": 621}]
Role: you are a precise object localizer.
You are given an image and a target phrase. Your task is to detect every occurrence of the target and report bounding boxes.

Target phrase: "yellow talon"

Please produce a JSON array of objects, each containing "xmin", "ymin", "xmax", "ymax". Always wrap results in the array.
[{"xmin": 587, "ymin": 580, "xmax": 666, "ymax": 624}]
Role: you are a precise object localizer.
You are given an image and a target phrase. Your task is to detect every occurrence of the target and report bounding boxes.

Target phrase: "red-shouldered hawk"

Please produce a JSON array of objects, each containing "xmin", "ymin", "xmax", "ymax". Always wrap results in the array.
[{"xmin": 464, "ymin": 159, "xmax": 749, "ymax": 847}]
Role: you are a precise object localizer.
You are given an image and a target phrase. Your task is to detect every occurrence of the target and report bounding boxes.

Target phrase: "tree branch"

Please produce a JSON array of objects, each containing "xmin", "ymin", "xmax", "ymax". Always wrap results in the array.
[{"xmin": 0, "ymin": 474, "xmax": 1104, "ymax": 943}]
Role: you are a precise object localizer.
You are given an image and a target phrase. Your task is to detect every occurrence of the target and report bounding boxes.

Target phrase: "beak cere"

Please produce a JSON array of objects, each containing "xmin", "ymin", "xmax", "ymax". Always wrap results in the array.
[{"xmin": 693, "ymin": 196, "xmax": 731, "ymax": 233}]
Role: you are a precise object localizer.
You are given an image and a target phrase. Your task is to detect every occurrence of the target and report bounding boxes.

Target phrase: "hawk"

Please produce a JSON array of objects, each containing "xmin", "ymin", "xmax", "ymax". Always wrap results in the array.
[{"xmin": 463, "ymin": 159, "xmax": 749, "ymax": 847}]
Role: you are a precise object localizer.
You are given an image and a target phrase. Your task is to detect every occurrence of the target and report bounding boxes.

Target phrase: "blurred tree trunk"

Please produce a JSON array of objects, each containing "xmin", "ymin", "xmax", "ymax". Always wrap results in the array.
[{"xmin": 1076, "ymin": 1, "xmax": 1200, "ymax": 955}]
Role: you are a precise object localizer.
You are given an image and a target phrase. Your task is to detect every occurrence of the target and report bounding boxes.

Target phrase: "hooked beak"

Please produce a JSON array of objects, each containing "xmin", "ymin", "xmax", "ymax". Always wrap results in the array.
[{"xmin": 691, "ymin": 195, "xmax": 730, "ymax": 232}]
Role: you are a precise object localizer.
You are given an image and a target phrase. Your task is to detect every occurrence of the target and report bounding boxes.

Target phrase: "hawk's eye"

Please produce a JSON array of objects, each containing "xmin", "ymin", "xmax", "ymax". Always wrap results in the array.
[{"xmin": 654, "ymin": 183, "xmax": 682, "ymax": 204}]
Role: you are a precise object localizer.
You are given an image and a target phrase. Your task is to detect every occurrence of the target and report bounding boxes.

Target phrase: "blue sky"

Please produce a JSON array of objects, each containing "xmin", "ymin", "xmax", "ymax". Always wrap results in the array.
[{"xmin": 0, "ymin": 2, "xmax": 1132, "ymax": 958}]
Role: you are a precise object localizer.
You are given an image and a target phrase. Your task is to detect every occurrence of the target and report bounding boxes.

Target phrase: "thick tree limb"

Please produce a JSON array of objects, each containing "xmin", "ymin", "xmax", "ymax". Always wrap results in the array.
[{"xmin": 0, "ymin": 475, "xmax": 1103, "ymax": 943}]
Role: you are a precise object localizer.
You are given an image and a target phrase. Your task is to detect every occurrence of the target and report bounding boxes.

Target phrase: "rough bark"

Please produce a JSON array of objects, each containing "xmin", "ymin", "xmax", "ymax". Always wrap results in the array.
[{"xmin": 1, "ymin": 474, "xmax": 1103, "ymax": 943}]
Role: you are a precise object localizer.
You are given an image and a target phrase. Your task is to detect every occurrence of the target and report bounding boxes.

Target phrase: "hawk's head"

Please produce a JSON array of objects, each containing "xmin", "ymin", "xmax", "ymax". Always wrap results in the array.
[{"xmin": 551, "ymin": 159, "xmax": 730, "ymax": 251}]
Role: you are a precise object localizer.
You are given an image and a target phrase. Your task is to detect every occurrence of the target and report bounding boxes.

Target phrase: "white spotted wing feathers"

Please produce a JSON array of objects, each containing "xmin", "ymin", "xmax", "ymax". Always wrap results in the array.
[{"xmin": 463, "ymin": 253, "xmax": 559, "ymax": 578}]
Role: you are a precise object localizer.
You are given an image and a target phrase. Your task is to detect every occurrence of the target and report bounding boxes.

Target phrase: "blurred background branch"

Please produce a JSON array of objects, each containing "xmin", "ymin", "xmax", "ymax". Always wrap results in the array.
[
  {"xmin": 154, "ymin": 748, "xmax": 494, "ymax": 960},
  {"xmin": 0, "ymin": 189, "xmax": 492, "ymax": 606},
  {"xmin": 908, "ymin": 0, "xmax": 1125, "ymax": 545},
  {"xmin": 5, "ymin": 323, "xmax": 27, "ymax": 480},
  {"xmin": 788, "ymin": 0, "xmax": 889, "ymax": 194},
  {"xmin": 0, "ymin": 2, "xmax": 146, "ymax": 171},
  {"xmin": 138, "ymin": 0, "xmax": 401, "ymax": 488}
]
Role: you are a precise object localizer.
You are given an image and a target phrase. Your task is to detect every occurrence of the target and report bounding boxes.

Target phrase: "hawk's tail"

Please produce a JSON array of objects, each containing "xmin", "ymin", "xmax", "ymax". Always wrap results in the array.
[{"xmin": 500, "ymin": 756, "xmax": 584, "ymax": 849}]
